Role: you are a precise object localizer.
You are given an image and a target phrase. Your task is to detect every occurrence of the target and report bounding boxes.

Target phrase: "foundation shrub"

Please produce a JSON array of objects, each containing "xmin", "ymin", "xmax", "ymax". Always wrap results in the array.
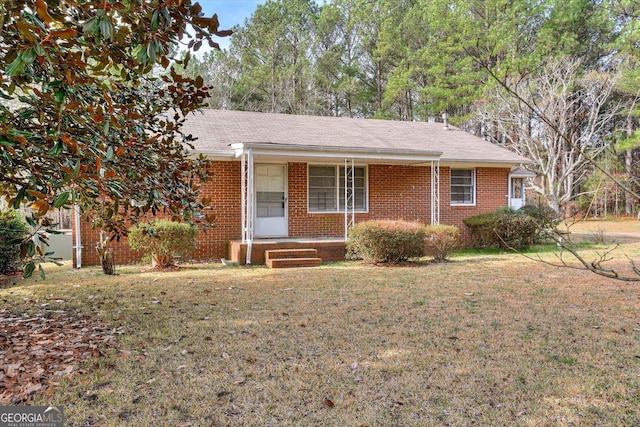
[
  {"xmin": 128, "ymin": 220, "xmax": 197, "ymax": 267},
  {"xmin": 346, "ymin": 220, "xmax": 425, "ymax": 264},
  {"xmin": 0, "ymin": 210, "xmax": 28, "ymax": 274},
  {"xmin": 463, "ymin": 208, "xmax": 538, "ymax": 249},
  {"xmin": 519, "ymin": 204, "xmax": 560, "ymax": 241},
  {"xmin": 423, "ymin": 225, "xmax": 460, "ymax": 262}
]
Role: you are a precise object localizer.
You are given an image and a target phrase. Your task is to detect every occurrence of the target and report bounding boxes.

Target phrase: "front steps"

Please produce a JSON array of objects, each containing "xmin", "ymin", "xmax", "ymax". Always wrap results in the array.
[{"xmin": 265, "ymin": 248, "xmax": 323, "ymax": 268}]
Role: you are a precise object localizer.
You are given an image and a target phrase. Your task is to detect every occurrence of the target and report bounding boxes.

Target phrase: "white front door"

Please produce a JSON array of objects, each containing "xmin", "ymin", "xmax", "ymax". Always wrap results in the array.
[
  {"xmin": 255, "ymin": 164, "xmax": 288, "ymax": 237},
  {"xmin": 509, "ymin": 177, "xmax": 525, "ymax": 210}
]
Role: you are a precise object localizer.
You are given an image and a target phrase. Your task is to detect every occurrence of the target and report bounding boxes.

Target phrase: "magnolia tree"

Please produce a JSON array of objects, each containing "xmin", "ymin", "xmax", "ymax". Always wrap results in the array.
[{"xmin": 0, "ymin": 0, "xmax": 229, "ymax": 276}]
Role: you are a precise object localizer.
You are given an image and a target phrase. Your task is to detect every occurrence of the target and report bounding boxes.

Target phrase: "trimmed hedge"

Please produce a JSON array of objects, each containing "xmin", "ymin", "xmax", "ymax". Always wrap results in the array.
[
  {"xmin": 423, "ymin": 225, "xmax": 460, "ymax": 262},
  {"xmin": 0, "ymin": 210, "xmax": 28, "ymax": 274},
  {"xmin": 347, "ymin": 220, "xmax": 425, "ymax": 264},
  {"xmin": 128, "ymin": 220, "xmax": 197, "ymax": 267},
  {"xmin": 463, "ymin": 208, "xmax": 538, "ymax": 249}
]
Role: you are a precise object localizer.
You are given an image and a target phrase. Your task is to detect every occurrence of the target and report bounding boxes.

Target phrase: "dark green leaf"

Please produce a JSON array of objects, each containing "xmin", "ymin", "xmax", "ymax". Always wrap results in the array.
[
  {"xmin": 5, "ymin": 57, "xmax": 24, "ymax": 76},
  {"xmin": 39, "ymin": 264, "xmax": 45, "ymax": 280},
  {"xmin": 26, "ymin": 240, "xmax": 36, "ymax": 257},
  {"xmin": 54, "ymin": 89, "xmax": 66, "ymax": 103},
  {"xmin": 23, "ymin": 262, "xmax": 36, "ymax": 279},
  {"xmin": 21, "ymin": 48, "xmax": 36, "ymax": 65},
  {"xmin": 99, "ymin": 16, "xmax": 113, "ymax": 40},
  {"xmin": 151, "ymin": 10, "xmax": 159, "ymax": 31},
  {"xmin": 25, "ymin": 216, "xmax": 36, "ymax": 227},
  {"xmin": 53, "ymin": 192, "xmax": 70, "ymax": 208}
]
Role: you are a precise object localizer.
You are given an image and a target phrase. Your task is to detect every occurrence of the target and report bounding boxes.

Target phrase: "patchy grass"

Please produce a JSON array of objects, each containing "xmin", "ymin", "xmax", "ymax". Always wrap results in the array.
[{"xmin": 2, "ymin": 245, "xmax": 640, "ymax": 426}]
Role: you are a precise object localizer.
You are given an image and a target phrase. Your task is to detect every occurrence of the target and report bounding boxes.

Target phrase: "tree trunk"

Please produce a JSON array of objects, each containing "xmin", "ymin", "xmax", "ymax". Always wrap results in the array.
[
  {"xmin": 625, "ymin": 148, "xmax": 634, "ymax": 216},
  {"xmin": 96, "ymin": 231, "xmax": 115, "ymax": 275}
]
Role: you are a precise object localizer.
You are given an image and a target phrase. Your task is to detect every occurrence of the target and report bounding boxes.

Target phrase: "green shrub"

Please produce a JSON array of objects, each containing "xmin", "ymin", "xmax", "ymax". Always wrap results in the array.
[
  {"xmin": 0, "ymin": 210, "xmax": 29, "ymax": 274},
  {"xmin": 519, "ymin": 204, "xmax": 560, "ymax": 241},
  {"xmin": 346, "ymin": 220, "xmax": 425, "ymax": 264},
  {"xmin": 128, "ymin": 220, "xmax": 197, "ymax": 267},
  {"xmin": 423, "ymin": 225, "xmax": 460, "ymax": 262},
  {"xmin": 463, "ymin": 208, "xmax": 538, "ymax": 249}
]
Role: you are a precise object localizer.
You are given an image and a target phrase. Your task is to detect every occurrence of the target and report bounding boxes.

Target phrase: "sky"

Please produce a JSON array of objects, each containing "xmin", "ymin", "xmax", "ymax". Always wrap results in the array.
[{"xmin": 196, "ymin": 0, "xmax": 266, "ymax": 50}]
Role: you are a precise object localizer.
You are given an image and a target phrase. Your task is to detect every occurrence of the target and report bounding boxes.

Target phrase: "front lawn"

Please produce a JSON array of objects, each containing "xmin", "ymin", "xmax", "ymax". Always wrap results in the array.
[{"xmin": 2, "ymin": 243, "xmax": 640, "ymax": 426}]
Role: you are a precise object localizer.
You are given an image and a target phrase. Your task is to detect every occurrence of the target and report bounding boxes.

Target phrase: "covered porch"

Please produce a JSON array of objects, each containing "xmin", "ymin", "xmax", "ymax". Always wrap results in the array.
[{"xmin": 233, "ymin": 142, "xmax": 442, "ymax": 265}]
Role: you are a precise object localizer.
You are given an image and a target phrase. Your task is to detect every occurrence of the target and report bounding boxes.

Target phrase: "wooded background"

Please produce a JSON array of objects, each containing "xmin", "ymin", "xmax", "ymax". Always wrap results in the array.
[{"xmin": 182, "ymin": 0, "xmax": 640, "ymax": 216}]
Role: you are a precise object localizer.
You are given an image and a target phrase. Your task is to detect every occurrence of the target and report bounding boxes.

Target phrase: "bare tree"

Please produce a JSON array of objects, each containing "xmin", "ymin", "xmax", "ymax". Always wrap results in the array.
[{"xmin": 478, "ymin": 58, "xmax": 622, "ymax": 212}]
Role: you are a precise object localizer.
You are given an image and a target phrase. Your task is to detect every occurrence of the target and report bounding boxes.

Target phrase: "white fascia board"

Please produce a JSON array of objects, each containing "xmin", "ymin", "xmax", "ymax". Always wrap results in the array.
[
  {"xmin": 189, "ymin": 149, "xmax": 236, "ymax": 160},
  {"xmin": 231, "ymin": 142, "xmax": 442, "ymax": 163},
  {"xmin": 439, "ymin": 159, "xmax": 534, "ymax": 169}
]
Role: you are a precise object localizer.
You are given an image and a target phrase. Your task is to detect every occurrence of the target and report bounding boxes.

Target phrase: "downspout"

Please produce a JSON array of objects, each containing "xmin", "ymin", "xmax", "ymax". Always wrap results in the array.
[{"xmin": 73, "ymin": 204, "xmax": 82, "ymax": 268}]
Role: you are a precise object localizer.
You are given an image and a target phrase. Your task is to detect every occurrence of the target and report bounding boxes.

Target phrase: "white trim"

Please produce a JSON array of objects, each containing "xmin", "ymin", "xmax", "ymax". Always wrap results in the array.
[
  {"xmin": 307, "ymin": 164, "xmax": 369, "ymax": 214},
  {"xmin": 508, "ymin": 174, "xmax": 526, "ymax": 209},
  {"xmin": 450, "ymin": 168, "xmax": 476, "ymax": 206},
  {"xmin": 232, "ymin": 142, "xmax": 441, "ymax": 164},
  {"xmin": 243, "ymin": 149, "xmax": 254, "ymax": 264}
]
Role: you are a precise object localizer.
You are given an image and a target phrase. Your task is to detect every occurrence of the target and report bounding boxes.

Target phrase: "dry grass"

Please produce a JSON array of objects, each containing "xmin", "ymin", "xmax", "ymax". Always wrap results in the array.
[
  {"xmin": 2, "ymin": 241, "xmax": 640, "ymax": 426},
  {"xmin": 564, "ymin": 217, "xmax": 640, "ymax": 236}
]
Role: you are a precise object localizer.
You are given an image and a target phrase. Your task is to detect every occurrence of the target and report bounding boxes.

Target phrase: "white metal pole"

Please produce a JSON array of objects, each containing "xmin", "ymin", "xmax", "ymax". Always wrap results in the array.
[
  {"xmin": 73, "ymin": 204, "xmax": 82, "ymax": 268},
  {"xmin": 245, "ymin": 149, "xmax": 254, "ymax": 265},
  {"xmin": 241, "ymin": 153, "xmax": 247, "ymax": 242}
]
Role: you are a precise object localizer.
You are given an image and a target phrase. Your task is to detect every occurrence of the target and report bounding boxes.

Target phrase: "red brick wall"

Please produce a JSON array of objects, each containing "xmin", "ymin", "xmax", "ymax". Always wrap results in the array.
[
  {"xmin": 75, "ymin": 161, "xmax": 510, "ymax": 266},
  {"xmin": 288, "ymin": 163, "xmax": 433, "ymax": 237},
  {"xmin": 74, "ymin": 161, "xmax": 243, "ymax": 267},
  {"xmin": 440, "ymin": 167, "xmax": 510, "ymax": 242}
]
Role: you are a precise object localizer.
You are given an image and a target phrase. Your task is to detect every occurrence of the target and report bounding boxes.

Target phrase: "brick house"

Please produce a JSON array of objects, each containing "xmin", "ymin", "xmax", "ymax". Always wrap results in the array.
[{"xmin": 73, "ymin": 110, "xmax": 533, "ymax": 267}]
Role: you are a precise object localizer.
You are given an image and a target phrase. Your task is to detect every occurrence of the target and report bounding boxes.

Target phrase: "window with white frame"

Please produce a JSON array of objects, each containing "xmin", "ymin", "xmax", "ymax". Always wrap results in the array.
[
  {"xmin": 450, "ymin": 169, "xmax": 475, "ymax": 205},
  {"xmin": 308, "ymin": 165, "xmax": 367, "ymax": 212}
]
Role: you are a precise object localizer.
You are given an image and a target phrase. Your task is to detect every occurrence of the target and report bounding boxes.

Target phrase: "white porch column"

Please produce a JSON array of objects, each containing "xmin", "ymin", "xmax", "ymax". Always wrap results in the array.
[
  {"xmin": 241, "ymin": 153, "xmax": 247, "ymax": 242},
  {"xmin": 344, "ymin": 158, "xmax": 355, "ymax": 240},
  {"xmin": 73, "ymin": 204, "xmax": 82, "ymax": 268},
  {"xmin": 245, "ymin": 149, "xmax": 254, "ymax": 264},
  {"xmin": 431, "ymin": 160, "xmax": 440, "ymax": 225}
]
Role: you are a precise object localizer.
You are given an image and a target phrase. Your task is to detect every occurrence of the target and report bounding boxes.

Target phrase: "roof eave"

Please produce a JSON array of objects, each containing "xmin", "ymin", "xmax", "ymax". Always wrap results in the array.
[{"xmin": 231, "ymin": 142, "xmax": 443, "ymax": 163}]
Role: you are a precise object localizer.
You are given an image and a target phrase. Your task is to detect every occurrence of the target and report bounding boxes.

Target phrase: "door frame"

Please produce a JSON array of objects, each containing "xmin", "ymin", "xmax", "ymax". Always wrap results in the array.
[{"xmin": 254, "ymin": 163, "xmax": 288, "ymax": 238}]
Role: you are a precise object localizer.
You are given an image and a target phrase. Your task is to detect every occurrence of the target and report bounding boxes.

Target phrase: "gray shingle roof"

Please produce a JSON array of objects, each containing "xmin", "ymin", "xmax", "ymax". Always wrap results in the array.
[{"xmin": 182, "ymin": 109, "xmax": 530, "ymax": 165}]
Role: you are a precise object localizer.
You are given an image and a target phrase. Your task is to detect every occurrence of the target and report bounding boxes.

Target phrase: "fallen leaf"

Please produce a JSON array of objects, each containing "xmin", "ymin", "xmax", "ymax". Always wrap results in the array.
[{"xmin": 323, "ymin": 398, "xmax": 335, "ymax": 408}]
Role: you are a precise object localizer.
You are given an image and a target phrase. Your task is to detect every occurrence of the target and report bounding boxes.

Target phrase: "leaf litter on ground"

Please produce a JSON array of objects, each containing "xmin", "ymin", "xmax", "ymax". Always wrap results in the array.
[{"xmin": 0, "ymin": 309, "xmax": 118, "ymax": 404}]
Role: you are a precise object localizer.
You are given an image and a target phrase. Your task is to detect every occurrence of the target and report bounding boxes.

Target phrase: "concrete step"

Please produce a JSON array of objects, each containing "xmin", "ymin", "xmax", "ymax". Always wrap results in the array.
[
  {"xmin": 265, "ymin": 248, "xmax": 318, "ymax": 260},
  {"xmin": 266, "ymin": 257, "xmax": 323, "ymax": 269}
]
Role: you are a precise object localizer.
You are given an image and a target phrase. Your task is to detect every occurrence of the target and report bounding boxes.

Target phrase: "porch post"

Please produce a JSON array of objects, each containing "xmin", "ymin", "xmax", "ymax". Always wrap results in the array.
[
  {"xmin": 73, "ymin": 204, "xmax": 82, "ymax": 268},
  {"xmin": 245, "ymin": 149, "xmax": 254, "ymax": 264},
  {"xmin": 431, "ymin": 160, "xmax": 440, "ymax": 225},
  {"xmin": 241, "ymin": 153, "xmax": 246, "ymax": 242},
  {"xmin": 344, "ymin": 158, "xmax": 355, "ymax": 240}
]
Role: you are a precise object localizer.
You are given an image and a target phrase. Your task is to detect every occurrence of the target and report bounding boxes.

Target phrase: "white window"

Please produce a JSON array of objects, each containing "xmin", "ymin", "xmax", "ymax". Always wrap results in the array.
[
  {"xmin": 450, "ymin": 169, "xmax": 475, "ymax": 205},
  {"xmin": 308, "ymin": 165, "xmax": 367, "ymax": 212}
]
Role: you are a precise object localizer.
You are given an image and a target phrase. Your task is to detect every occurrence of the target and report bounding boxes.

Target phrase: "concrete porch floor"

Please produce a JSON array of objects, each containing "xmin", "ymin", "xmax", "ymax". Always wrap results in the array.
[{"xmin": 228, "ymin": 238, "xmax": 347, "ymax": 265}]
